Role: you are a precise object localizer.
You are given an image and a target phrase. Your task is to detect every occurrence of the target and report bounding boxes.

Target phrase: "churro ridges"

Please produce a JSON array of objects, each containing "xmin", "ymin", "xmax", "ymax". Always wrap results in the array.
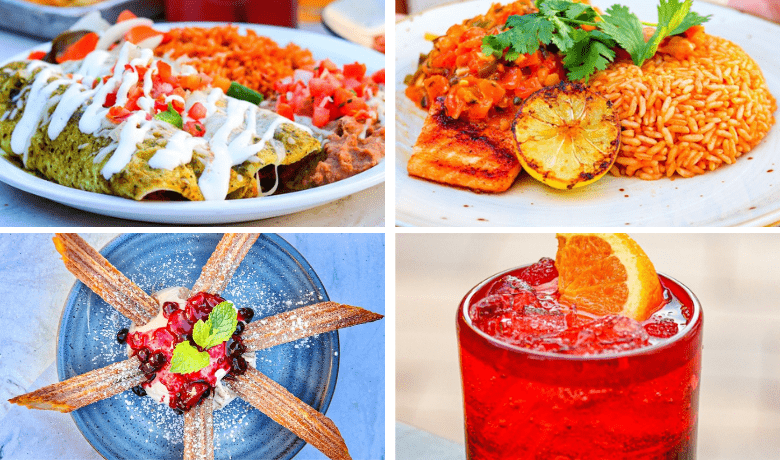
[
  {"xmin": 8, "ymin": 357, "xmax": 144, "ymax": 413},
  {"xmin": 243, "ymin": 302, "xmax": 384, "ymax": 351},
  {"xmin": 224, "ymin": 367, "xmax": 352, "ymax": 460},
  {"xmin": 53, "ymin": 233, "xmax": 158, "ymax": 325},
  {"xmin": 191, "ymin": 233, "xmax": 260, "ymax": 295},
  {"xmin": 183, "ymin": 395, "xmax": 214, "ymax": 460}
]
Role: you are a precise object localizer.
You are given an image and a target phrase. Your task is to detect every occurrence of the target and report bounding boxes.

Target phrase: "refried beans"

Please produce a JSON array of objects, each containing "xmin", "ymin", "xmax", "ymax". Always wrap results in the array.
[{"xmin": 305, "ymin": 117, "xmax": 385, "ymax": 187}]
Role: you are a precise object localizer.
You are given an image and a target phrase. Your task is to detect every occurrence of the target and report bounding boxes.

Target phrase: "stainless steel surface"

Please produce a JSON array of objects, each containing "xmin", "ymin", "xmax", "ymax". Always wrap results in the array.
[{"xmin": 0, "ymin": 0, "xmax": 163, "ymax": 39}]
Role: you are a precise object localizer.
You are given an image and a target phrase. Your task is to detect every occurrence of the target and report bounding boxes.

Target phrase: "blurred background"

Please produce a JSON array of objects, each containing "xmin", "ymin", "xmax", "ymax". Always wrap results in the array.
[
  {"xmin": 397, "ymin": 233, "xmax": 780, "ymax": 460},
  {"xmin": 0, "ymin": 0, "xmax": 385, "ymax": 42},
  {"xmin": 396, "ymin": 0, "xmax": 780, "ymax": 23}
]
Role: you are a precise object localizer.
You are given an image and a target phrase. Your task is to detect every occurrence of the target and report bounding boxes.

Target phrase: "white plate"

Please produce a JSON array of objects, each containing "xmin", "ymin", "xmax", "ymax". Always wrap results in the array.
[
  {"xmin": 322, "ymin": 0, "xmax": 384, "ymax": 48},
  {"xmin": 395, "ymin": 0, "xmax": 780, "ymax": 227},
  {"xmin": 0, "ymin": 23, "xmax": 385, "ymax": 224}
]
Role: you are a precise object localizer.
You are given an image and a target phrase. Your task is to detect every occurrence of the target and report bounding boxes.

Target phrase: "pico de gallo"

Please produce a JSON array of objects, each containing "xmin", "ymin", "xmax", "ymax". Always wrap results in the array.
[
  {"xmin": 404, "ymin": 0, "xmax": 565, "ymax": 121},
  {"xmin": 274, "ymin": 60, "xmax": 385, "ymax": 128}
]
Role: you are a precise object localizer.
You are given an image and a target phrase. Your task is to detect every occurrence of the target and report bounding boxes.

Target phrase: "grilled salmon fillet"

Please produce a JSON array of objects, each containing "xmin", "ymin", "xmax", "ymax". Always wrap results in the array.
[{"xmin": 407, "ymin": 98, "xmax": 521, "ymax": 193}]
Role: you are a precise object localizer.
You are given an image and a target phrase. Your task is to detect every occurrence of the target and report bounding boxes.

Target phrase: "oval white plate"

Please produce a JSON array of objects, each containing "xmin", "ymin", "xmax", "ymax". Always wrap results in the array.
[
  {"xmin": 0, "ymin": 22, "xmax": 385, "ymax": 224},
  {"xmin": 396, "ymin": 0, "xmax": 780, "ymax": 227}
]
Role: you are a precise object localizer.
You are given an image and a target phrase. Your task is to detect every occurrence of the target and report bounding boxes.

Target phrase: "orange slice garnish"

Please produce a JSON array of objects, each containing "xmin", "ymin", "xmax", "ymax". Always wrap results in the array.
[{"xmin": 555, "ymin": 233, "xmax": 665, "ymax": 321}]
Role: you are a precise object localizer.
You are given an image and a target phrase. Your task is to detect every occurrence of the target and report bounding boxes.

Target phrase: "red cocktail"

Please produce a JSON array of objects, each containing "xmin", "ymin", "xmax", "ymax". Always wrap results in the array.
[{"xmin": 457, "ymin": 259, "xmax": 703, "ymax": 459}]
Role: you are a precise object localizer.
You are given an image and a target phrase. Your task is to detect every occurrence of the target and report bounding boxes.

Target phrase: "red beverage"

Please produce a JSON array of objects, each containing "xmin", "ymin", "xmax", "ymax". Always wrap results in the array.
[
  {"xmin": 165, "ymin": 0, "xmax": 298, "ymax": 27},
  {"xmin": 457, "ymin": 259, "xmax": 703, "ymax": 459}
]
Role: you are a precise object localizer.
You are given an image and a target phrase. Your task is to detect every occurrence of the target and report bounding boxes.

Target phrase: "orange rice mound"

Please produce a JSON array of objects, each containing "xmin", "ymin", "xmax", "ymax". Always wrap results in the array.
[
  {"xmin": 155, "ymin": 25, "xmax": 316, "ymax": 97},
  {"xmin": 590, "ymin": 32, "xmax": 776, "ymax": 180}
]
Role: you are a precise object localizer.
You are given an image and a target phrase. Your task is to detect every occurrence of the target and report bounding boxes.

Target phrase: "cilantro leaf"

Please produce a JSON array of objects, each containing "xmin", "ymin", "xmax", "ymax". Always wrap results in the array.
[
  {"xmin": 562, "ymin": 29, "xmax": 616, "ymax": 82},
  {"xmin": 538, "ymin": 0, "xmax": 575, "ymax": 17},
  {"xmin": 642, "ymin": 0, "xmax": 693, "ymax": 61},
  {"xmin": 599, "ymin": 5, "xmax": 646, "ymax": 66},
  {"xmin": 483, "ymin": 14, "xmax": 553, "ymax": 60},
  {"xmin": 480, "ymin": 0, "xmax": 710, "ymax": 83},
  {"xmin": 565, "ymin": 3, "xmax": 596, "ymax": 20},
  {"xmin": 669, "ymin": 10, "xmax": 711, "ymax": 36},
  {"xmin": 169, "ymin": 342, "xmax": 210, "ymax": 374},
  {"xmin": 548, "ymin": 15, "xmax": 576, "ymax": 51},
  {"xmin": 154, "ymin": 102, "xmax": 183, "ymax": 129}
]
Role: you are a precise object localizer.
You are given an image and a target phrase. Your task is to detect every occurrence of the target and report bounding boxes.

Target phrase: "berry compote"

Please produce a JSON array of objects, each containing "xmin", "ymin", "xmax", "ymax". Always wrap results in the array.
[
  {"xmin": 458, "ymin": 258, "xmax": 703, "ymax": 460},
  {"xmin": 120, "ymin": 289, "xmax": 253, "ymax": 414}
]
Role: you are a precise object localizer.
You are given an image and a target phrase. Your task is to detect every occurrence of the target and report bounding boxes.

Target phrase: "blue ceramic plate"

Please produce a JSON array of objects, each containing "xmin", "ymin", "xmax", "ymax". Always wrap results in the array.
[{"xmin": 56, "ymin": 234, "xmax": 339, "ymax": 460}]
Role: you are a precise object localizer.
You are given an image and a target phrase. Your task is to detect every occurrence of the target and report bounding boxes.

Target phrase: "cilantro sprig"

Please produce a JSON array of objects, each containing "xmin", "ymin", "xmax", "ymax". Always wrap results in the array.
[
  {"xmin": 482, "ymin": 0, "xmax": 710, "ymax": 82},
  {"xmin": 154, "ymin": 102, "xmax": 183, "ymax": 129},
  {"xmin": 169, "ymin": 301, "xmax": 238, "ymax": 375}
]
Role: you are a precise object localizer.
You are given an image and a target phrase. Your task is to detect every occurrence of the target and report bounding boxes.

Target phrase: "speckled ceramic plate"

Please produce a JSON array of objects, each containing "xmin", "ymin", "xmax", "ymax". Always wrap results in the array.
[
  {"xmin": 56, "ymin": 233, "xmax": 339, "ymax": 460},
  {"xmin": 396, "ymin": 0, "xmax": 780, "ymax": 227}
]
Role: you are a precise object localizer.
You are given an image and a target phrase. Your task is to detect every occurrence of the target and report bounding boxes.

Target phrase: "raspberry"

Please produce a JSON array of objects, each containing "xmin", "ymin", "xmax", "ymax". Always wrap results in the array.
[
  {"xmin": 515, "ymin": 257, "xmax": 558, "ymax": 286},
  {"xmin": 644, "ymin": 318, "xmax": 679, "ymax": 338}
]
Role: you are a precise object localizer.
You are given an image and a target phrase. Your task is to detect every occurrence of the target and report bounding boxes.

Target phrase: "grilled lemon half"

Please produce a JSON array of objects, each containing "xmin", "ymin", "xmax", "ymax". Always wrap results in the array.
[{"xmin": 512, "ymin": 82, "xmax": 620, "ymax": 190}]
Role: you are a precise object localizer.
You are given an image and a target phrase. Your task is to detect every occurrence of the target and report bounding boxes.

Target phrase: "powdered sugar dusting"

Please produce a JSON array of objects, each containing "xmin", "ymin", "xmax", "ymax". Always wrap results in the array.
[{"xmin": 61, "ymin": 233, "xmax": 339, "ymax": 458}]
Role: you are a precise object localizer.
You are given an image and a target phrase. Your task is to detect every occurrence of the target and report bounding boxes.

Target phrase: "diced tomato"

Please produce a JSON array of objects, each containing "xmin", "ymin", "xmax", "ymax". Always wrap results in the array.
[
  {"xmin": 514, "ymin": 76, "xmax": 542, "ymax": 100},
  {"xmin": 103, "ymin": 90, "xmax": 118, "ymax": 108},
  {"xmin": 156, "ymin": 61, "xmax": 176, "ymax": 85},
  {"xmin": 56, "ymin": 32, "xmax": 98, "ymax": 63},
  {"xmin": 107, "ymin": 106, "xmax": 132, "ymax": 123},
  {"xmin": 343, "ymin": 62, "xmax": 366, "ymax": 81},
  {"xmin": 171, "ymin": 99, "xmax": 185, "ymax": 114},
  {"xmin": 154, "ymin": 97, "xmax": 168, "ymax": 113},
  {"xmin": 117, "ymin": 10, "xmax": 137, "ymax": 22},
  {"xmin": 431, "ymin": 50, "xmax": 456, "ymax": 69},
  {"xmin": 125, "ymin": 86, "xmax": 144, "ymax": 111},
  {"xmin": 312, "ymin": 106, "xmax": 330, "ymax": 128},
  {"xmin": 178, "ymin": 73, "xmax": 208, "ymax": 91},
  {"xmin": 340, "ymin": 97, "xmax": 368, "ymax": 118},
  {"xmin": 27, "ymin": 50, "xmax": 46, "ymax": 60},
  {"xmin": 684, "ymin": 25, "xmax": 704, "ymax": 39},
  {"xmin": 309, "ymin": 77, "xmax": 337, "ymax": 98},
  {"xmin": 184, "ymin": 121, "xmax": 206, "ymax": 137},
  {"xmin": 332, "ymin": 87, "xmax": 352, "ymax": 108},
  {"xmin": 318, "ymin": 59, "xmax": 339, "ymax": 73},
  {"xmin": 343, "ymin": 77, "xmax": 363, "ymax": 96},
  {"xmin": 188, "ymin": 102, "xmax": 207, "ymax": 120},
  {"xmin": 477, "ymin": 79, "xmax": 505, "ymax": 105},
  {"xmin": 370, "ymin": 69, "xmax": 384, "ymax": 85},
  {"xmin": 276, "ymin": 102, "xmax": 295, "ymax": 121}
]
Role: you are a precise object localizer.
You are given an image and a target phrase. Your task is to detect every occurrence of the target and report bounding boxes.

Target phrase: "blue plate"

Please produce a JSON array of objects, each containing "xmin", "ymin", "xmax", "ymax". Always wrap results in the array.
[{"xmin": 56, "ymin": 234, "xmax": 339, "ymax": 460}]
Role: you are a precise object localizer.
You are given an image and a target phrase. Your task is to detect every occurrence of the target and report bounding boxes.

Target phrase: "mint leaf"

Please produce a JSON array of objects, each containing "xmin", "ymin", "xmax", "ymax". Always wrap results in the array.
[
  {"xmin": 192, "ymin": 319, "xmax": 211, "ymax": 349},
  {"xmin": 191, "ymin": 301, "xmax": 238, "ymax": 350},
  {"xmin": 205, "ymin": 301, "xmax": 238, "ymax": 346},
  {"xmin": 169, "ymin": 342, "xmax": 210, "ymax": 374},
  {"xmin": 154, "ymin": 102, "xmax": 183, "ymax": 129},
  {"xmin": 599, "ymin": 5, "xmax": 646, "ymax": 66}
]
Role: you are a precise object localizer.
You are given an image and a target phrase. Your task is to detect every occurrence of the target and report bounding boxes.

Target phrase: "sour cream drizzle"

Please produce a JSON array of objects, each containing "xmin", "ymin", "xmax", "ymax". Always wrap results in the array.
[{"xmin": 9, "ymin": 41, "xmax": 312, "ymax": 199}]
